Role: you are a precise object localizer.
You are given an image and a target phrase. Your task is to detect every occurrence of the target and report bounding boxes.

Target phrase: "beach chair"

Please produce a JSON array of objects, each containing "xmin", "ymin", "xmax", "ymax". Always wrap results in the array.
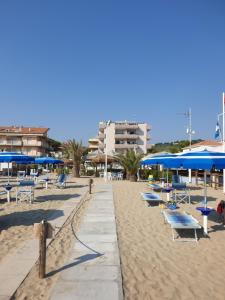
[
  {"xmin": 140, "ymin": 192, "xmax": 163, "ymax": 206},
  {"xmin": 17, "ymin": 171, "xmax": 26, "ymax": 181},
  {"xmin": 54, "ymin": 174, "xmax": 67, "ymax": 188},
  {"xmin": 148, "ymin": 183, "xmax": 163, "ymax": 192},
  {"xmin": 16, "ymin": 180, "xmax": 35, "ymax": 204},
  {"xmin": 171, "ymin": 183, "xmax": 191, "ymax": 204},
  {"xmin": 162, "ymin": 210, "xmax": 201, "ymax": 242}
]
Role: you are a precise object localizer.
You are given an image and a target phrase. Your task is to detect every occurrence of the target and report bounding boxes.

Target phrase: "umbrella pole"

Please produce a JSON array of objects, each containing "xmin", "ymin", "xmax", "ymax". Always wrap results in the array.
[
  {"xmin": 204, "ymin": 170, "xmax": 207, "ymax": 209},
  {"xmin": 203, "ymin": 170, "xmax": 208, "ymax": 235},
  {"xmin": 8, "ymin": 162, "xmax": 10, "ymax": 183},
  {"xmin": 166, "ymin": 169, "xmax": 169, "ymax": 186}
]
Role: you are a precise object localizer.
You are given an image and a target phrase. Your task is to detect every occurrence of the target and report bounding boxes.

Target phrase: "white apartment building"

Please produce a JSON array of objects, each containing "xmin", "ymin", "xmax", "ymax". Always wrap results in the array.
[{"xmin": 97, "ymin": 120, "xmax": 151, "ymax": 154}]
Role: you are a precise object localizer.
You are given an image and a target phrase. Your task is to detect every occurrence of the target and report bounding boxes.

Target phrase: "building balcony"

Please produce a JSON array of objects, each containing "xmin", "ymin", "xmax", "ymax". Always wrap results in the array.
[
  {"xmin": 88, "ymin": 145, "xmax": 99, "ymax": 149},
  {"xmin": 0, "ymin": 141, "xmax": 23, "ymax": 146},
  {"xmin": 23, "ymin": 141, "xmax": 43, "ymax": 147},
  {"xmin": 115, "ymin": 134, "xmax": 139, "ymax": 139},
  {"xmin": 99, "ymin": 123, "xmax": 106, "ymax": 129},
  {"xmin": 97, "ymin": 133, "xmax": 105, "ymax": 139},
  {"xmin": 115, "ymin": 143, "xmax": 138, "ymax": 149},
  {"xmin": 115, "ymin": 124, "xmax": 139, "ymax": 130},
  {"xmin": 99, "ymin": 143, "xmax": 105, "ymax": 149}
]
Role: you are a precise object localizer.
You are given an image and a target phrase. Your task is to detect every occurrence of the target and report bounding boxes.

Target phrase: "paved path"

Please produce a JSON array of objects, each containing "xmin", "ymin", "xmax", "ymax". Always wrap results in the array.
[
  {"xmin": 50, "ymin": 184, "xmax": 123, "ymax": 300},
  {"xmin": 0, "ymin": 186, "xmax": 88, "ymax": 300}
]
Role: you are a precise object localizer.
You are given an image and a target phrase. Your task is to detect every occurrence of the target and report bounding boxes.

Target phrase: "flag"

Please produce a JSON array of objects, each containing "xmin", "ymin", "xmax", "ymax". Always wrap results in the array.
[{"xmin": 215, "ymin": 121, "xmax": 221, "ymax": 139}]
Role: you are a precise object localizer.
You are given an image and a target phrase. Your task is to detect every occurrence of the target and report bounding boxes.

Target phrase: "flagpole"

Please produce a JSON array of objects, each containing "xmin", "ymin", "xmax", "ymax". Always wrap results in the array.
[{"xmin": 223, "ymin": 92, "xmax": 225, "ymax": 193}]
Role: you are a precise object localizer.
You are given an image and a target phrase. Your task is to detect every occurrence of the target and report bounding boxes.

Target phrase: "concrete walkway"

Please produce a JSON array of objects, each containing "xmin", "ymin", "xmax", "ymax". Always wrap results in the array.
[
  {"xmin": 50, "ymin": 184, "xmax": 123, "ymax": 300},
  {"xmin": 0, "ymin": 186, "xmax": 88, "ymax": 300}
]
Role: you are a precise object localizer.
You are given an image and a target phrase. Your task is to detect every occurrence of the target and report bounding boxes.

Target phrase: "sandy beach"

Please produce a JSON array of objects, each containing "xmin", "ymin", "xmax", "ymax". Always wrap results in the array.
[
  {"xmin": 0, "ymin": 176, "xmax": 90, "ymax": 300},
  {"xmin": 1, "ymin": 177, "xmax": 225, "ymax": 300},
  {"xmin": 113, "ymin": 180, "xmax": 225, "ymax": 300}
]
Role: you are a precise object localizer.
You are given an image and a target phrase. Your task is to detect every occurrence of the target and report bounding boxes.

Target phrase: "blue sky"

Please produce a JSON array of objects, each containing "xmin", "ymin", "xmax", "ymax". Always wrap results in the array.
[{"xmin": 0, "ymin": 0, "xmax": 225, "ymax": 145}]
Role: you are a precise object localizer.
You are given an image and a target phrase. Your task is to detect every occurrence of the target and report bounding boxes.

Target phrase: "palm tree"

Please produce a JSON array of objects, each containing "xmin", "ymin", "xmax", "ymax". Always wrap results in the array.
[
  {"xmin": 63, "ymin": 139, "xmax": 85, "ymax": 177},
  {"xmin": 115, "ymin": 150, "xmax": 143, "ymax": 182}
]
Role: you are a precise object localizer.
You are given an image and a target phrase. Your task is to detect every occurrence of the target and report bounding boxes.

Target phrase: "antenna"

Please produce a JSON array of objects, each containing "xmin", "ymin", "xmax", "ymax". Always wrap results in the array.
[{"xmin": 177, "ymin": 108, "xmax": 195, "ymax": 150}]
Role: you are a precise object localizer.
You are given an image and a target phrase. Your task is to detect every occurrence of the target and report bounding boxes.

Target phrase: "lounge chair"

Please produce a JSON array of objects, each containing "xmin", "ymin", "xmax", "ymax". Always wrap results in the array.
[
  {"xmin": 17, "ymin": 171, "xmax": 26, "ymax": 181},
  {"xmin": 54, "ymin": 174, "xmax": 67, "ymax": 188},
  {"xmin": 140, "ymin": 192, "xmax": 163, "ymax": 206},
  {"xmin": 171, "ymin": 183, "xmax": 191, "ymax": 204},
  {"xmin": 162, "ymin": 210, "xmax": 201, "ymax": 242},
  {"xmin": 16, "ymin": 180, "xmax": 35, "ymax": 204},
  {"xmin": 148, "ymin": 183, "xmax": 163, "ymax": 192}
]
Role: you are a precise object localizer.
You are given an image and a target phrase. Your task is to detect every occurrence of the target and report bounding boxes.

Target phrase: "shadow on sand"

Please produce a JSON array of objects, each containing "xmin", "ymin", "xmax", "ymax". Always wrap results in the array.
[
  {"xmin": 35, "ymin": 194, "xmax": 80, "ymax": 202},
  {"xmin": 0, "ymin": 209, "xmax": 64, "ymax": 230},
  {"xmin": 46, "ymin": 253, "xmax": 103, "ymax": 277},
  {"xmin": 190, "ymin": 195, "xmax": 217, "ymax": 204}
]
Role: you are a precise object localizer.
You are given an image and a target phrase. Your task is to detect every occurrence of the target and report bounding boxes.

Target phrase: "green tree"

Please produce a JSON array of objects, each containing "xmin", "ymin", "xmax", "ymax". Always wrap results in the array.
[
  {"xmin": 115, "ymin": 150, "xmax": 143, "ymax": 182},
  {"xmin": 62, "ymin": 139, "xmax": 86, "ymax": 177}
]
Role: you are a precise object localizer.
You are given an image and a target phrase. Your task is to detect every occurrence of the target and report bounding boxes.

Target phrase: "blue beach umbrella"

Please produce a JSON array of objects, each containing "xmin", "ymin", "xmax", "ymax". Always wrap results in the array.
[
  {"xmin": 141, "ymin": 153, "xmax": 178, "ymax": 167},
  {"xmin": 34, "ymin": 157, "xmax": 63, "ymax": 164},
  {"xmin": 141, "ymin": 153, "xmax": 178, "ymax": 184},
  {"xmin": 147, "ymin": 150, "xmax": 225, "ymax": 235},
  {"xmin": 0, "ymin": 152, "xmax": 34, "ymax": 182}
]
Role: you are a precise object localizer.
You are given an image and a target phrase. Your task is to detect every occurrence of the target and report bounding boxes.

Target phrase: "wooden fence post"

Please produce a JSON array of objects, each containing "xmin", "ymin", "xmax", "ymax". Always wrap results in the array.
[
  {"xmin": 89, "ymin": 178, "xmax": 93, "ymax": 194},
  {"xmin": 39, "ymin": 220, "xmax": 48, "ymax": 279}
]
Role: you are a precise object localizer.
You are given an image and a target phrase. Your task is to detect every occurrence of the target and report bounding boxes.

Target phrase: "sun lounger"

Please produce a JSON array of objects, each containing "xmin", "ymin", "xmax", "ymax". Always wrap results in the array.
[
  {"xmin": 162, "ymin": 210, "xmax": 201, "ymax": 242},
  {"xmin": 148, "ymin": 183, "xmax": 163, "ymax": 192},
  {"xmin": 140, "ymin": 192, "xmax": 163, "ymax": 206}
]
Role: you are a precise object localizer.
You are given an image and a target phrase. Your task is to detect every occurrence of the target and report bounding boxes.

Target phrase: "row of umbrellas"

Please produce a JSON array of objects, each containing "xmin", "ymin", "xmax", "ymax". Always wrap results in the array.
[
  {"xmin": 141, "ymin": 150, "xmax": 225, "ymax": 235},
  {"xmin": 0, "ymin": 152, "xmax": 63, "ymax": 183}
]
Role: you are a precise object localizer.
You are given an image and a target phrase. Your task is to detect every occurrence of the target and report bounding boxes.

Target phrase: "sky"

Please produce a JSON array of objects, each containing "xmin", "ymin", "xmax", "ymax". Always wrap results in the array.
[{"xmin": 0, "ymin": 0, "xmax": 225, "ymax": 145}]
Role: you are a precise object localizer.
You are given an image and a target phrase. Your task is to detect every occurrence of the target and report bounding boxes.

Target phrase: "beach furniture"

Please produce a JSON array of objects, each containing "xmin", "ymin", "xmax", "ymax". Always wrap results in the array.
[
  {"xmin": 17, "ymin": 170, "xmax": 26, "ymax": 181},
  {"xmin": 16, "ymin": 180, "xmax": 35, "ymax": 204},
  {"xmin": 0, "ymin": 190, "xmax": 7, "ymax": 201},
  {"xmin": 54, "ymin": 174, "xmax": 67, "ymax": 188},
  {"xmin": 148, "ymin": 183, "xmax": 163, "ymax": 192},
  {"xmin": 38, "ymin": 175, "xmax": 51, "ymax": 189},
  {"xmin": 140, "ymin": 192, "xmax": 163, "ymax": 206},
  {"xmin": 162, "ymin": 210, "xmax": 201, "ymax": 242},
  {"xmin": 171, "ymin": 183, "xmax": 191, "ymax": 204}
]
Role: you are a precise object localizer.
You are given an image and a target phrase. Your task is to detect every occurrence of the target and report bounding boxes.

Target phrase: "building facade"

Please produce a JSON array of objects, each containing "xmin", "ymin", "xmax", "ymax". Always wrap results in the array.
[
  {"xmin": 96, "ymin": 121, "xmax": 151, "ymax": 154},
  {"xmin": 0, "ymin": 126, "xmax": 51, "ymax": 156},
  {"xmin": 88, "ymin": 138, "xmax": 99, "ymax": 153}
]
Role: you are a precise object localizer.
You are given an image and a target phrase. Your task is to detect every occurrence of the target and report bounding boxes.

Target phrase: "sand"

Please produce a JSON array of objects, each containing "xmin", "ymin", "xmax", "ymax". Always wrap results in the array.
[
  {"xmin": 0, "ymin": 176, "xmax": 90, "ymax": 300},
  {"xmin": 113, "ymin": 180, "xmax": 225, "ymax": 300}
]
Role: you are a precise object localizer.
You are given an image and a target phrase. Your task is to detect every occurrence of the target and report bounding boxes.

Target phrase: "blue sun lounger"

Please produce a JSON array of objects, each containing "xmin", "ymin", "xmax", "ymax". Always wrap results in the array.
[
  {"xmin": 148, "ymin": 183, "xmax": 163, "ymax": 192},
  {"xmin": 140, "ymin": 192, "xmax": 163, "ymax": 206},
  {"xmin": 162, "ymin": 210, "xmax": 201, "ymax": 242}
]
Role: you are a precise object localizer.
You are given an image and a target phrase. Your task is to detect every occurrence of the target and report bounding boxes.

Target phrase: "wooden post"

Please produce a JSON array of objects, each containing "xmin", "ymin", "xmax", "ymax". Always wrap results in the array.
[
  {"xmin": 89, "ymin": 178, "xmax": 93, "ymax": 194},
  {"xmin": 39, "ymin": 220, "xmax": 48, "ymax": 279}
]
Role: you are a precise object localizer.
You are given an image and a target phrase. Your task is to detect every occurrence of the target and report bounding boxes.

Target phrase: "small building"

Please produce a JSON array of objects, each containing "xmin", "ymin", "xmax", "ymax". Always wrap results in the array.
[
  {"xmin": 182, "ymin": 140, "xmax": 223, "ymax": 153},
  {"xmin": 0, "ymin": 126, "xmax": 51, "ymax": 156}
]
